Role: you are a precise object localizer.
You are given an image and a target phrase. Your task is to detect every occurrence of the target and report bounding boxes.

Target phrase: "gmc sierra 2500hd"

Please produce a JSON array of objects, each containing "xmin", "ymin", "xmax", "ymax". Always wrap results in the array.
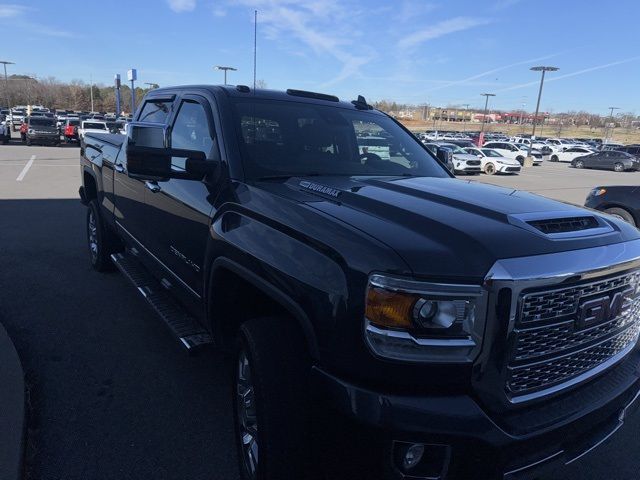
[{"xmin": 79, "ymin": 85, "xmax": 640, "ymax": 480}]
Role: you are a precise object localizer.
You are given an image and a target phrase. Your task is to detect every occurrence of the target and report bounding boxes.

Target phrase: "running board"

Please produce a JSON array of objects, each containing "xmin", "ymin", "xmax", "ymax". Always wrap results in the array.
[{"xmin": 110, "ymin": 252, "xmax": 212, "ymax": 352}]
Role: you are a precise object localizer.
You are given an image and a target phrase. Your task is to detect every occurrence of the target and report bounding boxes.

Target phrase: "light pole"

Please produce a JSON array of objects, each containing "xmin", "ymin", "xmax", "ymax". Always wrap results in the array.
[
  {"xmin": 214, "ymin": 65, "xmax": 237, "ymax": 85},
  {"xmin": 480, "ymin": 93, "xmax": 495, "ymax": 135},
  {"xmin": 144, "ymin": 82, "xmax": 159, "ymax": 89},
  {"xmin": 606, "ymin": 106, "xmax": 620, "ymax": 143},
  {"xmin": 527, "ymin": 66, "xmax": 558, "ymax": 158},
  {"xmin": 0, "ymin": 60, "xmax": 14, "ymax": 110}
]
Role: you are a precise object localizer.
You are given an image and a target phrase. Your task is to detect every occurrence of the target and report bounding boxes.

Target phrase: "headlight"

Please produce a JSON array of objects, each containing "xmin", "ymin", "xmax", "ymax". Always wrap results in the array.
[
  {"xmin": 28, "ymin": 128, "xmax": 34, "ymax": 134},
  {"xmin": 364, "ymin": 274, "xmax": 487, "ymax": 363},
  {"xmin": 496, "ymin": 160, "xmax": 507, "ymax": 165},
  {"xmin": 589, "ymin": 187, "xmax": 607, "ymax": 197}
]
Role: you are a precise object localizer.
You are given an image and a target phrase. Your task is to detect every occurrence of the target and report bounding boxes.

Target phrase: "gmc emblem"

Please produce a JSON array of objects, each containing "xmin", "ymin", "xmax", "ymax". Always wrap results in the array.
[{"xmin": 577, "ymin": 287, "xmax": 634, "ymax": 329}]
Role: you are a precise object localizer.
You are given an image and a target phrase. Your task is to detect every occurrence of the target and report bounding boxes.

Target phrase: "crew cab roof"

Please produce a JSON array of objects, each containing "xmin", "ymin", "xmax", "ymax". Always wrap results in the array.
[{"xmin": 144, "ymin": 85, "xmax": 383, "ymax": 113}]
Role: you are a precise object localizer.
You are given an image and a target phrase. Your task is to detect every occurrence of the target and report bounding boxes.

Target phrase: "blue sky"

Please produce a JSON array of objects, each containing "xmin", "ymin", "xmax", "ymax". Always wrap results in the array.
[{"xmin": 2, "ymin": 0, "xmax": 640, "ymax": 113}]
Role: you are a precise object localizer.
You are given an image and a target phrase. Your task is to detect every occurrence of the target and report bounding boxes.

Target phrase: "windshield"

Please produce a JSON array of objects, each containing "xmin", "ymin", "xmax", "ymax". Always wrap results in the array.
[
  {"xmin": 231, "ymin": 99, "xmax": 448, "ymax": 179},
  {"xmin": 439, "ymin": 143, "xmax": 467, "ymax": 154},
  {"xmin": 84, "ymin": 122, "xmax": 106, "ymax": 130},
  {"xmin": 481, "ymin": 149, "xmax": 503, "ymax": 157},
  {"xmin": 30, "ymin": 118, "xmax": 56, "ymax": 127}
]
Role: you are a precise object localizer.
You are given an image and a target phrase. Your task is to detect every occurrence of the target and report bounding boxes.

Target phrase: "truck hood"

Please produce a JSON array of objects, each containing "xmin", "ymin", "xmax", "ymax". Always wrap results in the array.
[{"xmin": 262, "ymin": 175, "xmax": 640, "ymax": 281}]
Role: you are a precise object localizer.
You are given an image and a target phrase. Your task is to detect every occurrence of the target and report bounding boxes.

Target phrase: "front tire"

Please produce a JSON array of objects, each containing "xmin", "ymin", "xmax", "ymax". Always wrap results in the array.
[
  {"xmin": 516, "ymin": 155, "xmax": 525, "ymax": 165},
  {"xmin": 605, "ymin": 207, "xmax": 636, "ymax": 226},
  {"xmin": 234, "ymin": 317, "xmax": 311, "ymax": 480},
  {"xmin": 614, "ymin": 162, "xmax": 624, "ymax": 172},
  {"xmin": 87, "ymin": 200, "xmax": 118, "ymax": 271},
  {"xmin": 574, "ymin": 160, "xmax": 584, "ymax": 169},
  {"xmin": 550, "ymin": 155, "xmax": 559, "ymax": 162},
  {"xmin": 484, "ymin": 163, "xmax": 496, "ymax": 175}
]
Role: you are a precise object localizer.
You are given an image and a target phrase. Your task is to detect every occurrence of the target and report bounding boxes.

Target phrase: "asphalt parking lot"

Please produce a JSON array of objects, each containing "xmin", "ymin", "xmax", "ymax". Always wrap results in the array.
[{"xmin": 1, "ymin": 137, "xmax": 640, "ymax": 479}]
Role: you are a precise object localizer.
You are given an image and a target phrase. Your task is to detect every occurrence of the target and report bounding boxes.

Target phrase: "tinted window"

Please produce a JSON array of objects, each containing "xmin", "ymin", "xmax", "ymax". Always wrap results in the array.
[
  {"xmin": 170, "ymin": 101, "xmax": 215, "ymax": 170},
  {"xmin": 138, "ymin": 99, "xmax": 173, "ymax": 124},
  {"xmin": 232, "ymin": 99, "xmax": 447, "ymax": 179},
  {"xmin": 30, "ymin": 118, "xmax": 55, "ymax": 127},
  {"xmin": 83, "ymin": 122, "xmax": 106, "ymax": 130}
]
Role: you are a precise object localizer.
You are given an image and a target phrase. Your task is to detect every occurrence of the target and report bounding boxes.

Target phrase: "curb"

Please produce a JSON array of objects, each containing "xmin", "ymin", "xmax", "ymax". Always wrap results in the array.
[{"xmin": 0, "ymin": 322, "xmax": 25, "ymax": 480}]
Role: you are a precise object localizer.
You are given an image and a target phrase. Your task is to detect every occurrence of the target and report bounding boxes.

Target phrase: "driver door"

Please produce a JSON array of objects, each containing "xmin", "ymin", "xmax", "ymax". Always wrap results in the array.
[{"xmin": 144, "ymin": 94, "xmax": 221, "ymax": 298}]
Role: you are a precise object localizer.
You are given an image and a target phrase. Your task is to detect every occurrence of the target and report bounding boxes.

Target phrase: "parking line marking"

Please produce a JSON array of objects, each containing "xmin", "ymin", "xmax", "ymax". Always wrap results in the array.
[{"xmin": 16, "ymin": 155, "xmax": 36, "ymax": 181}]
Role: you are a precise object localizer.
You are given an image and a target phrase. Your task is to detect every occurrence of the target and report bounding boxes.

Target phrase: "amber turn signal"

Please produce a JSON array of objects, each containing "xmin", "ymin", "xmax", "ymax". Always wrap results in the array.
[{"xmin": 365, "ymin": 286, "xmax": 417, "ymax": 329}]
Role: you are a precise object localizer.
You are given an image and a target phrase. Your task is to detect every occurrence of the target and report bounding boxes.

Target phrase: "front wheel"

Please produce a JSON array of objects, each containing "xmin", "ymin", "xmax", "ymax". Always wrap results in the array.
[
  {"xmin": 574, "ymin": 160, "xmax": 584, "ymax": 169},
  {"xmin": 87, "ymin": 200, "xmax": 118, "ymax": 271},
  {"xmin": 550, "ymin": 155, "xmax": 559, "ymax": 162},
  {"xmin": 26, "ymin": 137, "xmax": 31, "ymax": 146},
  {"xmin": 516, "ymin": 155, "xmax": 525, "ymax": 165},
  {"xmin": 484, "ymin": 163, "xmax": 496, "ymax": 175},
  {"xmin": 234, "ymin": 317, "xmax": 311, "ymax": 480},
  {"xmin": 605, "ymin": 207, "xmax": 636, "ymax": 226},
  {"xmin": 614, "ymin": 162, "xmax": 624, "ymax": 172}
]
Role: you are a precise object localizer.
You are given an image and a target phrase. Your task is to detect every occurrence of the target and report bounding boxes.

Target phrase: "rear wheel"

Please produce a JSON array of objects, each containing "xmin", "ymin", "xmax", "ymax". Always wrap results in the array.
[
  {"xmin": 574, "ymin": 160, "xmax": 584, "ymax": 169},
  {"xmin": 484, "ymin": 163, "xmax": 496, "ymax": 175},
  {"xmin": 605, "ymin": 207, "xmax": 636, "ymax": 226},
  {"xmin": 614, "ymin": 162, "xmax": 624, "ymax": 172},
  {"xmin": 234, "ymin": 317, "xmax": 312, "ymax": 480},
  {"xmin": 550, "ymin": 155, "xmax": 559, "ymax": 162}
]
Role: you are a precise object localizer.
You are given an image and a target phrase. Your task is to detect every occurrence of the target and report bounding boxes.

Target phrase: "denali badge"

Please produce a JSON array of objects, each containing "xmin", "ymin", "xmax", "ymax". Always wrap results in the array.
[
  {"xmin": 577, "ymin": 287, "xmax": 633, "ymax": 329},
  {"xmin": 299, "ymin": 181, "xmax": 340, "ymax": 198}
]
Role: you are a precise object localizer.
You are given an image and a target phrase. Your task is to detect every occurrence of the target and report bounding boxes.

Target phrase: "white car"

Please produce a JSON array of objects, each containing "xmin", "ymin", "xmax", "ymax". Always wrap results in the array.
[
  {"xmin": 545, "ymin": 138, "xmax": 578, "ymax": 151},
  {"xmin": 464, "ymin": 147, "xmax": 521, "ymax": 174},
  {"xmin": 482, "ymin": 141, "xmax": 543, "ymax": 165},
  {"xmin": 549, "ymin": 146, "xmax": 595, "ymax": 162},
  {"xmin": 510, "ymin": 136, "xmax": 552, "ymax": 152},
  {"xmin": 78, "ymin": 120, "xmax": 108, "ymax": 141},
  {"xmin": 437, "ymin": 143, "xmax": 482, "ymax": 174}
]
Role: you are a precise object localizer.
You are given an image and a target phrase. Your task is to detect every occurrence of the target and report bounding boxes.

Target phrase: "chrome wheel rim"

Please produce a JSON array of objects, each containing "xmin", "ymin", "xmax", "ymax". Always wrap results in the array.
[
  {"xmin": 88, "ymin": 211, "xmax": 98, "ymax": 262},
  {"xmin": 575, "ymin": 161, "xmax": 583, "ymax": 168},
  {"xmin": 237, "ymin": 350, "xmax": 259, "ymax": 478},
  {"xmin": 615, "ymin": 163, "xmax": 623, "ymax": 172}
]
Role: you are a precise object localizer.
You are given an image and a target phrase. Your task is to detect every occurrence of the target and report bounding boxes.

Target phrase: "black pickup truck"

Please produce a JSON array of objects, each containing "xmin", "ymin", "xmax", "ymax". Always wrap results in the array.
[{"xmin": 79, "ymin": 85, "xmax": 640, "ymax": 480}]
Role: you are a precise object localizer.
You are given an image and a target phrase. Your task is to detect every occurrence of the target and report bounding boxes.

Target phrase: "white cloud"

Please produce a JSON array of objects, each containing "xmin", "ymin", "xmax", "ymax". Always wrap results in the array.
[
  {"xmin": 212, "ymin": 6, "xmax": 227, "ymax": 16},
  {"xmin": 166, "ymin": 0, "xmax": 196, "ymax": 13},
  {"xmin": 0, "ymin": 4, "xmax": 27, "ymax": 18},
  {"xmin": 496, "ymin": 56, "xmax": 640, "ymax": 93},
  {"xmin": 234, "ymin": 0, "xmax": 374, "ymax": 86},
  {"xmin": 398, "ymin": 16, "xmax": 491, "ymax": 50}
]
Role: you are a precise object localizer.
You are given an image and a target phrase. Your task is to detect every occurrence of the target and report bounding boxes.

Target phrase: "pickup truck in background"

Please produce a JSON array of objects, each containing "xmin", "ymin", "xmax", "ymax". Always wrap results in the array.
[
  {"xmin": 78, "ymin": 120, "xmax": 108, "ymax": 144},
  {"xmin": 79, "ymin": 85, "xmax": 640, "ymax": 480}
]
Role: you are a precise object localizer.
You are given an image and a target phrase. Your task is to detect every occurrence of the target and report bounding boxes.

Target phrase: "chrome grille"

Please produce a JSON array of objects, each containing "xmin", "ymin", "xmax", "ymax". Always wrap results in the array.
[{"xmin": 506, "ymin": 271, "xmax": 640, "ymax": 399}]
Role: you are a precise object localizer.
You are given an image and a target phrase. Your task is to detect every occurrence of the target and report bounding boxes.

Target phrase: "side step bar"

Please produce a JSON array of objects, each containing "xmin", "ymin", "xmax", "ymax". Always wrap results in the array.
[{"xmin": 110, "ymin": 252, "xmax": 212, "ymax": 352}]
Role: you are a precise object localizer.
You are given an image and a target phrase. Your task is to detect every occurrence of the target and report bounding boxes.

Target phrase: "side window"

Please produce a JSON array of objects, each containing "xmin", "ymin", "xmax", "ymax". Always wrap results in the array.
[
  {"xmin": 138, "ymin": 99, "xmax": 173, "ymax": 124},
  {"xmin": 170, "ymin": 100, "xmax": 215, "ymax": 170}
]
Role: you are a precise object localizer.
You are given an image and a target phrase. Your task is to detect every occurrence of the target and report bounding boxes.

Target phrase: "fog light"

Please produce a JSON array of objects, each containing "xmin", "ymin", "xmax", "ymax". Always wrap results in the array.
[{"xmin": 403, "ymin": 443, "xmax": 425, "ymax": 470}]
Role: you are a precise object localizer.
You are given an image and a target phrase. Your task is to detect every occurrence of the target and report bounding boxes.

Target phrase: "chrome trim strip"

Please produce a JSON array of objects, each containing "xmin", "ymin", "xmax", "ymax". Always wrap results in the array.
[
  {"xmin": 116, "ymin": 221, "xmax": 201, "ymax": 299},
  {"xmin": 369, "ymin": 274, "xmax": 483, "ymax": 297},
  {"xmin": 365, "ymin": 320, "xmax": 476, "ymax": 347}
]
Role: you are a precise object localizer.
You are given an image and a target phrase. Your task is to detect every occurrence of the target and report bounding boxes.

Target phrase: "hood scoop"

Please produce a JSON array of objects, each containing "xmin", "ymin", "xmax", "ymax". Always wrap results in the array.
[{"xmin": 508, "ymin": 212, "xmax": 614, "ymax": 239}]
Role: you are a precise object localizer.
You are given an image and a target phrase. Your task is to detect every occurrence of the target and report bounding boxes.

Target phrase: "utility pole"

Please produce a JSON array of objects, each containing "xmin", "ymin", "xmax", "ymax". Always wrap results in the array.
[
  {"xmin": 114, "ymin": 74, "xmax": 121, "ymax": 116},
  {"xmin": 527, "ymin": 66, "xmax": 558, "ymax": 159},
  {"xmin": 0, "ymin": 60, "xmax": 14, "ymax": 110},
  {"xmin": 606, "ymin": 106, "xmax": 620, "ymax": 143},
  {"xmin": 480, "ymin": 93, "xmax": 495, "ymax": 135},
  {"xmin": 214, "ymin": 65, "xmax": 237, "ymax": 85},
  {"xmin": 90, "ymin": 74, "xmax": 94, "ymax": 112},
  {"xmin": 128, "ymin": 69, "xmax": 137, "ymax": 113}
]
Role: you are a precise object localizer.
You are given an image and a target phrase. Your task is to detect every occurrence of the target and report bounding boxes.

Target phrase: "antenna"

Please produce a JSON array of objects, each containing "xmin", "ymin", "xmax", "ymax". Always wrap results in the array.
[{"xmin": 253, "ymin": 9, "xmax": 257, "ymax": 91}]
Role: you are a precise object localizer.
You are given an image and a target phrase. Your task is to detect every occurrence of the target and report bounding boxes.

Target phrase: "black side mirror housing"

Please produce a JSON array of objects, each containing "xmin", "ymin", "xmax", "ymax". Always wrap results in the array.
[{"xmin": 125, "ymin": 122, "xmax": 217, "ymax": 181}]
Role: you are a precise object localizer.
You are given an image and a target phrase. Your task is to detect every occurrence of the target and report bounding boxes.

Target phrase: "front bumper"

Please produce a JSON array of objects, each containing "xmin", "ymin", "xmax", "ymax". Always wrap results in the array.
[
  {"xmin": 27, "ymin": 134, "xmax": 59, "ymax": 144},
  {"xmin": 313, "ymin": 349, "xmax": 640, "ymax": 479},
  {"xmin": 497, "ymin": 165, "xmax": 521, "ymax": 173}
]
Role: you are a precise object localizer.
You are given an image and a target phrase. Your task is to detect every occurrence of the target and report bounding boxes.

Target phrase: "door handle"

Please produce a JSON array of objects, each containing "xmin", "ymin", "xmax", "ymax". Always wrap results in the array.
[
  {"xmin": 145, "ymin": 181, "xmax": 162, "ymax": 193},
  {"xmin": 114, "ymin": 164, "xmax": 124, "ymax": 173}
]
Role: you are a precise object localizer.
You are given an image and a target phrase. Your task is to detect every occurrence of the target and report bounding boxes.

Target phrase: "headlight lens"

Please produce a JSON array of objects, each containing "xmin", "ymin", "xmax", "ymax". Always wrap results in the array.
[
  {"xmin": 28, "ymin": 128, "xmax": 34, "ymax": 134},
  {"xmin": 364, "ymin": 274, "xmax": 487, "ymax": 363},
  {"xmin": 589, "ymin": 187, "xmax": 607, "ymax": 197}
]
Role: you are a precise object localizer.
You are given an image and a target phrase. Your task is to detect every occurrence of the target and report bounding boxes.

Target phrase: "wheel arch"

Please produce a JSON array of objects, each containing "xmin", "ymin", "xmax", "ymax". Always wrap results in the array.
[
  {"xmin": 83, "ymin": 167, "xmax": 98, "ymax": 202},
  {"xmin": 206, "ymin": 257, "xmax": 320, "ymax": 360}
]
